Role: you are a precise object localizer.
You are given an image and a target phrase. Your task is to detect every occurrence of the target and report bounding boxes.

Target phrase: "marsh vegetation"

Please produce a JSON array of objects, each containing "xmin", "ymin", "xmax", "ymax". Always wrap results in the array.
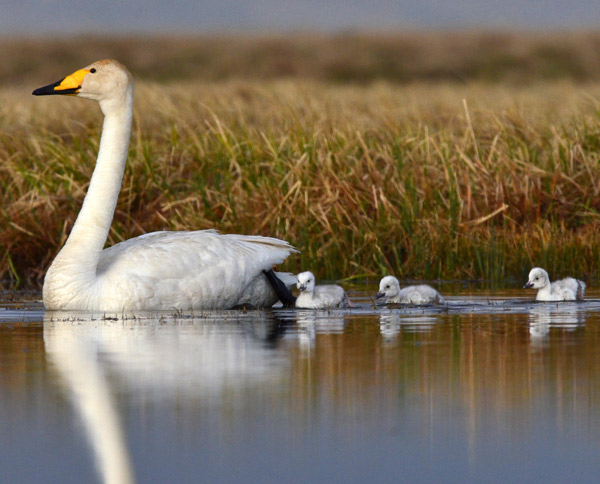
[{"xmin": 1, "ymin": 33, "xmax": 600, "ymax": 286}]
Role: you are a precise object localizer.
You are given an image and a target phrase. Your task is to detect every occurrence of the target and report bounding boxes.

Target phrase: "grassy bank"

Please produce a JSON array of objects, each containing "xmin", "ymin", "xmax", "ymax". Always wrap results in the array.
[{"xmin": 2, "ymin": 76, "xmax": 600, "ymax": 287}]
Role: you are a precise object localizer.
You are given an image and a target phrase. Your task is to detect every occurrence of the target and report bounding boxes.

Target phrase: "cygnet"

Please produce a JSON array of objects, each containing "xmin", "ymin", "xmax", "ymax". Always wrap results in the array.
[
  {"xmin": 376, "ymin": 276, "xmax": 444, "ymax": 305},
  {"xmin": 524, "ymin": 267, "xmax": 585, "ymax": 301},
  {"xmin": 295, "ymin": 271, "xmax": 350, "ymax": 309}
]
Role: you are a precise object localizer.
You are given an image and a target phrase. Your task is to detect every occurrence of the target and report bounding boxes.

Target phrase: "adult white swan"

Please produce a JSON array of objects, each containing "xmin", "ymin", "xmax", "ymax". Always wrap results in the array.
[{"xmin": 33, "ymin": 59, "xmax": 297, "ymax": 311}]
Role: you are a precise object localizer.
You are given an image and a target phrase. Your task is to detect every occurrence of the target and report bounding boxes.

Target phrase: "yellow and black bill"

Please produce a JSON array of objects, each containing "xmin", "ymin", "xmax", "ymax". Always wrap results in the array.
[{"xmin": 32, "ymin": 68, "xmax": 89, "ymax": 96}]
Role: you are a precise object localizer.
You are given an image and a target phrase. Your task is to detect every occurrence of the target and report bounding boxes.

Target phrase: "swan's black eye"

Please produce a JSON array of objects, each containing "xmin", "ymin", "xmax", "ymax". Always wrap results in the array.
[
  {"xmin": 385, "ymin": 285, "xmax": 389, "ymax": 289},
  {"xmin": 90, "ymin": 68, "xmax": 97, "ymax": 73}
]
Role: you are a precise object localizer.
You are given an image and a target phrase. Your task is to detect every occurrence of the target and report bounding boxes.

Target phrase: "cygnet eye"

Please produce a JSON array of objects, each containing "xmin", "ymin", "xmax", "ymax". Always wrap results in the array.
[{"xmin": 90, "ymin": 68, "xmax": 97, "ymax": 73}]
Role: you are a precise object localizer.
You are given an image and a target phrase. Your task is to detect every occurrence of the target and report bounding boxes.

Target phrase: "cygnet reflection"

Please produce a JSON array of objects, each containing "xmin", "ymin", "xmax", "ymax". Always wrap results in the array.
[
  {"xmin": 294, "ymin": 310, "xmax": 346, "ymax": 349},
  {"xmin": 379, "ymin": 311, "xmax": 437, "ymax": 343},
  {"xmin": 528, "ymin": 304, "xmax": 587, "ymax": 340}
]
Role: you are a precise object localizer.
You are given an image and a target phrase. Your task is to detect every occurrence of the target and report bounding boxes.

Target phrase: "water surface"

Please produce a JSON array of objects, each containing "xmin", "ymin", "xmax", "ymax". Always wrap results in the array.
[{"xmin": 2, "ymin": 287, "xmax": 600, "ymax": 484}]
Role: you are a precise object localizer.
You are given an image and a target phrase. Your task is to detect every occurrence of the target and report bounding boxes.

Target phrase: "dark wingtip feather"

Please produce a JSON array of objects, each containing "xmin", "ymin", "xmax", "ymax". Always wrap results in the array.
[{"xmin": 263, "ymin": 269, "xmax": 296, "ymax": 307}]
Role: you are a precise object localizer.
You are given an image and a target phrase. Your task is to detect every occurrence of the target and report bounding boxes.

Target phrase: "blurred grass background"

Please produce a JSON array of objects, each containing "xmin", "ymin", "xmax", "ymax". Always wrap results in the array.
[
  {"xmin": 1, "ymin": 33, "xmax": 600, "ymax": 288},
  {"xmin": 3, "ymin": 32, "xmax": 600, "ymax": 85}
]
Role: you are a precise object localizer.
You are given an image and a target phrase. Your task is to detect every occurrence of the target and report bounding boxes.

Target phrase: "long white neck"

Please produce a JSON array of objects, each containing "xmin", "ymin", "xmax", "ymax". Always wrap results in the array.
[{"xmin": 50, "ymin": 89, "xmax": 133, "ymax": 278}]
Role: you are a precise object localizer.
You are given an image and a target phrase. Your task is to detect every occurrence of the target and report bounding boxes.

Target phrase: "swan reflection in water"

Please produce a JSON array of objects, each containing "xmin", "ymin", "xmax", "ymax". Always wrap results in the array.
[
  {"xmin": 527, "ymin": 304, "xmax": 587, "ymax": 342},
  {"xmin": 379, "ymin": 311, "xmax": 438, "ymax": 343},
  {"xmin": 43, "ymin": 311, "xmax": 290, "ymax": 484}
]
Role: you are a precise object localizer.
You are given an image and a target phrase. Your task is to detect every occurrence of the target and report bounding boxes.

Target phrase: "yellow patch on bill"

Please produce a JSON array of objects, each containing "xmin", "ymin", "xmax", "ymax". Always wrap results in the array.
[{"xmin": 54, "ymin": 68, "xmax": 90, "ymax": 92}]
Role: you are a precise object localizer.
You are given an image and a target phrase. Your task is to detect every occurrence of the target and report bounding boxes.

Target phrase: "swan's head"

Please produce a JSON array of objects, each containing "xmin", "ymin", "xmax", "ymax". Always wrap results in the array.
[
  {"xmin": 376, "ymin": 276, "xmax": 400, "ymax": 299},
  {"xmin": 33, "ymin": 59, "xmax": 133, "ymax": 106},
  {"xmin": 296, "ymin": 271, "xmax": 316, "ymax": 293},
  {"xmin": 524, "ymin": 267, "xmax": 550, "ymax": 289}
]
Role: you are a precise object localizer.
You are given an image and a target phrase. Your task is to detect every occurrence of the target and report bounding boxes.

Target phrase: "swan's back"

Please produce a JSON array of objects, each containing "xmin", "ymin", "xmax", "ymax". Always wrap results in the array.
[
  {"xmin": 395, "ymin": 285, "xmax": 444, "ymax": 305},
  {"xmin": 90, "ymin": 230, "xmax": 297, "ymax": 310},
  {"xmin": 549, "ymin": 277, "xmax": 586, "ymax": 301},
  {"xmin": 314, "ymin": 285, "xmax": 348, "ymax": 307}
]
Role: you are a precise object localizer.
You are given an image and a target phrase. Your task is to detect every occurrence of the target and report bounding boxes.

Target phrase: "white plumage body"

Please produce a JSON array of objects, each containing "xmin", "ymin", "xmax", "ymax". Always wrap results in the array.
[
  {"xmin": 525, "ymin": 267, "xmax": 585, "ymax": 301},
  {"xmin": 295, "ymin": 285, "xmax": 349, "ymax": 309},
  {"xmin": 295, "ymin": 271, "xmax": 349, "ymax": 309},
  {"xmin": 376, "ymin": 276, "xmax": 444, "ymax": 305},
  {"xmin": 36, "ymin": 59, "xmax": 296, "ymax": 311},
  {"xmin": 45, "ymin": 230, "xmax": 297, "ymax": 310},
  {"xmin": 393, "ymin": 285, "xmax": 445, "ymax": 305}
]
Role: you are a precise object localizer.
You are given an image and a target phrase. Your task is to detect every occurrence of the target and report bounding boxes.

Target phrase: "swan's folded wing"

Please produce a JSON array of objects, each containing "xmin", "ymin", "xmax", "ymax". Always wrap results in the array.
[
  {"xmin": 552, "ymin": 277, "xmax": 584, "ymax": 300},
  {"xmin": 96, "ymin": 230, "xmax": 297, "ymax": 309},
  {"xmin": 313, "ymin": 285, "xmax": 346, "ymax": 307}
]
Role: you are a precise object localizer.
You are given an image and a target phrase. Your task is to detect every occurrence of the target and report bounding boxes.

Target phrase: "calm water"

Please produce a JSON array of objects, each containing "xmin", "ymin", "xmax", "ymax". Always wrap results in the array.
[{"xmin": 2, "ymin": 286, "xmax": 600, "ymax": 484}]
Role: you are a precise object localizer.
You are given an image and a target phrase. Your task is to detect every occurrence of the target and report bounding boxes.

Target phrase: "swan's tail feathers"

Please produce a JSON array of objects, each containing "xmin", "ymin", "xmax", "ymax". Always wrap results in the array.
[
  {"xmin": 228, "ymin": 234, "xmax": 299, "ymax": 265},
  {"xmin": 234, "ymin": 234, "xmax": 298, "ymax": 253},
  {"xmin": 577, "ymin": 280, "xmax": 586, "ymax": 301},
  {"xmin": 263, "ymin": 270, "xmax": 297, "ymax": 307}
]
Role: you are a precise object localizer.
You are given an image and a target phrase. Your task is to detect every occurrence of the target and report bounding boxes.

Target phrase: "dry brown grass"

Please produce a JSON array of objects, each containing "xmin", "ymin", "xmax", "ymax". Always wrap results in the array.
[
  {"xmin": 2, "ymin": 34, "xmax": 600, "ymax": 287},
  {"xmin": 2, "ymin": 76, "xmax": 600, "ymax": 287}
]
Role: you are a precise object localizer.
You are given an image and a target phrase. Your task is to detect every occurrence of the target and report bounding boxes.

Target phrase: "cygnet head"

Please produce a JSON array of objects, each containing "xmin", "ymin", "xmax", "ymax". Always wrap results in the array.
[
  {"xmin": 376, "ymin": 276, "xmax": 401, "ymax": 299},
  {"xmin": 524, "ymin": 267, "xmax": 550, "ymax": 289},
  {"xmin": 297, "ymin": 271, "xmax": 316, "ymax": 293},
  {"xmin": 33, "ymin": 59, "xmax": 133, "ymax": 109}
]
